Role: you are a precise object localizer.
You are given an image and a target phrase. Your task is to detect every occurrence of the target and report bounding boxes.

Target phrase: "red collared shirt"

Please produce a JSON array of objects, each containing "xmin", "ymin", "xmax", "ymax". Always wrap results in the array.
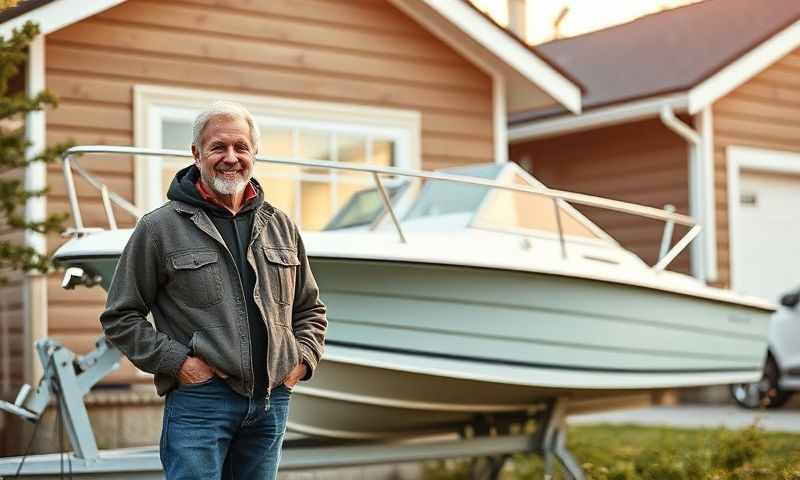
[{"xmin": 195, "ymin": 179, "xmax": 258, "ymax": 212}]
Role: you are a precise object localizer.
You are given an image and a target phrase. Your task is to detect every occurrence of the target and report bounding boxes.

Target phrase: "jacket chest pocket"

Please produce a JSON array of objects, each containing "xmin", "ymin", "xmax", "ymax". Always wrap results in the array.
[
  {"xmin": 169, "ymin": 250, "xmax": 224, "ymax": 308},
  {"xmin": 263, "ymin": 247, "xmax": 300, "ymax": 306}
]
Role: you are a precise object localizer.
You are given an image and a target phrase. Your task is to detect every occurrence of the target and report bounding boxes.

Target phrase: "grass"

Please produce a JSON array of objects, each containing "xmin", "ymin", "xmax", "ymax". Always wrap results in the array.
[{"xmin": 423, "ymin": 424, "xmax": 800, "ymax": 479}]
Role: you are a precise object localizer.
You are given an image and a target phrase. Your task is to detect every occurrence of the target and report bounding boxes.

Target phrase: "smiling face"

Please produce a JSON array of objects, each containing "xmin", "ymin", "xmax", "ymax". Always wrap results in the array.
[{"xmin": 191, "ymin": 115, "xmax": 255, "ymax": 196}]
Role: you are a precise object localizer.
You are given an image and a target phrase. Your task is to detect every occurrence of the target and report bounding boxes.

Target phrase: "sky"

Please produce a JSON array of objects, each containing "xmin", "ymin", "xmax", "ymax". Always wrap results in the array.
[{"xmin": 470, "ymin": 0, "xmax": 702, "ymax": 44}]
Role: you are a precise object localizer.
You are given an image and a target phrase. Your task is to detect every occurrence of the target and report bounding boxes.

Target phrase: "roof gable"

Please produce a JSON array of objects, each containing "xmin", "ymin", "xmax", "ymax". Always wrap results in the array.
[
  {"xmin": 0, "ymin": 0, "xmax": 582, "ymax": 115},
  {"xmin": 389, "ymin": 0, "xmax": 582, "ymax": 113},
  {"xmin": 511, "ymin": 0, "xmax": 800, "ymax": 124}
]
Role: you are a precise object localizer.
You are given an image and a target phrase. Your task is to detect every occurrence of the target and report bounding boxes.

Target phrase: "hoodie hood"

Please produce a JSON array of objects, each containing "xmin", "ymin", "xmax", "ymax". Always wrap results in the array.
[{"xmin": 166, "ymin": 164, "xmax": 263, "ymax": 216}]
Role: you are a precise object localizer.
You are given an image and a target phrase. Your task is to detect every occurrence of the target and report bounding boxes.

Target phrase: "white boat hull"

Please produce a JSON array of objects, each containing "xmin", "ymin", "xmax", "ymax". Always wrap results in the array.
[
  {"xmin": 311, "ymin": 257, "xmax": 768, "ymax": 377},
  {"xmin": 288, "ymin": 256, "xmax": 770, "ymax": 439},
  {"xmin": 52, "ymin": 234, "xmax": 771, "ymax": 441}
]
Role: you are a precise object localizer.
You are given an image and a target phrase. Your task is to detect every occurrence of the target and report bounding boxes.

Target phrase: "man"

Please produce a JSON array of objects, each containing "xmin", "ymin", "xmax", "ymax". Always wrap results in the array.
[{"xmin": 100, "ymin": 101, "xmax": 327, "ymax": 479}]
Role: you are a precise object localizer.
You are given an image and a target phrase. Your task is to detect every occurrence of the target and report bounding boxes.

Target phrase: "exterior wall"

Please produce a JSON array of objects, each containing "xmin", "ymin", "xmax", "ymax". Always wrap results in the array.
[
  {"xmin": 712, "ymin": 47, "xmax": 800, "ymax": 288},
  {"xmin": 0, "ymin": 253, "xmax": 24, "ymax": 399},
  {"xmin": 1, "ymin": 84, "xmax": 30, "ymax": 404},
  {"xmin": 43, "ymin": 0, "xmax": 493, "ymax": 386},
  {"xmin": 509, "ymin": 118, "xmax": 692, "ymax": 273},
  {"xmin": 0, "ymin": 121, "xmax": 28, "ymax": 413}
]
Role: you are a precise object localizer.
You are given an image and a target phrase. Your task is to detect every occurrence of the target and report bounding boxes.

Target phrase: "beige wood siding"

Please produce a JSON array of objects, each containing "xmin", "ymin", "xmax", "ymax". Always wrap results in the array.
[
  {"xmin": 1, "ymin": 107, "xmax": 31, "ymax": 400},
  {"xmin": 44, "ymin": 0, "xmax": 493, "ymax": 385},
  {"xmin": 2, "ymin": 104, "xmax": 44, "ymax": 401},
  {"xmin": 713, "ymin": 48, "xmax": 800, "ymax": 288},
  {"xmin": 0, "ymin": 269, "xmax": 24, "ymax": 398},
  {"xmin": 510, "ymin": 119, "xmax": 692, "ymax": 273},
  {"xmin": 0, "ymin": 168, "xmax": 26, "ymax": 397}
]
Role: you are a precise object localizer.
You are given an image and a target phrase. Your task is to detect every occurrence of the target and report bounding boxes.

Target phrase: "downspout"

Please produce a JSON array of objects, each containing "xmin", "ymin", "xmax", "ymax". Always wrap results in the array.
[
  {"xmin": 493, "ymin": 74, "xmax": 508, "ymax": 163},
  {"xmin": 659, "ymin": 105, "xmax": 715, "ymax": 282},
  {"xmin": 23, "ymin": 35, "xmax": 48, "ymax": 386},
  {"xmin": 696, "ymin": 106, "xmax": 718, "ymax": 283}
]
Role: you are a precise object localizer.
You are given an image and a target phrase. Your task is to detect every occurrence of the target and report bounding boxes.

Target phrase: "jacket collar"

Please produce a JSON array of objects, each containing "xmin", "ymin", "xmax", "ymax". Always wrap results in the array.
[
  {"xmin": 172, "ymin": 200, "xmax": 201, "ymax": 216},
  {"xmin": 171, "ymin": 199, "xmax": 277, "ymax": 241},
  {"xmin": 251, "ymin": 202, "xmax": 277, "ymax": 235}
]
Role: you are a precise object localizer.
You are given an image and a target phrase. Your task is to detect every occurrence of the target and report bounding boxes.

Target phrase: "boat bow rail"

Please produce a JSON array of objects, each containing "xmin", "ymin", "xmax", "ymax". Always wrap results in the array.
[{"xmin": 62, "ymin": 145, "xmax": 699, "ymax": 272}]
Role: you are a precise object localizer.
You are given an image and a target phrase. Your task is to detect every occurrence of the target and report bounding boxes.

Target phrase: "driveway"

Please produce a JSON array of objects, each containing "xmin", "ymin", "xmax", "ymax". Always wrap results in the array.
[{"xmin": 568, "ymin": 405, "xmax": 800, "ymax": 432}]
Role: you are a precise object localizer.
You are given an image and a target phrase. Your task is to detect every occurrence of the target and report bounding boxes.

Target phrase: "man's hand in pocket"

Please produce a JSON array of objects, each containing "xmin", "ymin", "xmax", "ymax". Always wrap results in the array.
[
  {"xmin": 177, "ymin": 357, "xmax": 227, "ymax": 385},
  {"xmin": 282, "ymin": 363, "xmax": 307, "ymax": 390}
]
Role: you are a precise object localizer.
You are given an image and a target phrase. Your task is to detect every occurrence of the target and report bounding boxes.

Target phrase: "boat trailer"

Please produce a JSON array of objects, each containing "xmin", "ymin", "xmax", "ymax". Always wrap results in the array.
[{"xmin": 1, "ymin": 335, "xmax": 585, "ymax": 480}]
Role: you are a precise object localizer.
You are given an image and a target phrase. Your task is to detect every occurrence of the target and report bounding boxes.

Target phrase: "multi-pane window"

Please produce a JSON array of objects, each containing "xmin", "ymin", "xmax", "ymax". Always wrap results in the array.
[{"xmin": 153, "ymin": 106, "xmax": 413, "ymax": 231}]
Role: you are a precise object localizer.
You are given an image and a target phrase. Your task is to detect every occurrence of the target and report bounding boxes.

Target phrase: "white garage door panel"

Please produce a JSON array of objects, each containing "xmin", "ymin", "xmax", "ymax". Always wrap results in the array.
[{"xmin": 734, "ymin": 165, "xmax": 800, "ymax": 302}]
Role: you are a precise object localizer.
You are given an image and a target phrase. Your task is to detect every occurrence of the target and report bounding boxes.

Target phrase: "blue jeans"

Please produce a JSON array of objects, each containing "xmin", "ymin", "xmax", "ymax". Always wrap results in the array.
[{"xmin": 160, "ymin": 377, "xmax": 291, "ymax": 480}]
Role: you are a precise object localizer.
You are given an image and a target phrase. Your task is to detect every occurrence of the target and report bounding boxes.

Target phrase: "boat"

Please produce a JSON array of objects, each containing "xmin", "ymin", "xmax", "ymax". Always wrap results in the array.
[
  {"xmin": 53, "ymin": 147, "xmax": 774, "ymax": 434},
  {"xmin": 1, "ymin": 145, "xmax": 774, "ymax": 479}
]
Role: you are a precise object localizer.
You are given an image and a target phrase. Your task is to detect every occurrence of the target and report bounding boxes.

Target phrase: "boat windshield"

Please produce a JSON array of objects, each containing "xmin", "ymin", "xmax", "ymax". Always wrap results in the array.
[
  {"xmin": 472, "ymin": 170, "xmax": 602, "ymax": 240},
  {"xmin": 376, "ymin": 163, "xmax": 604, "ymax": 241},
  {"xmin": 322, "ymin": 163, "xmax": 605, "ymax": 240},
  {"xmin": 402, "ymin": 164, "xmax": 499, "ymax": 222},
  {"xmin": 323, "ymin": 181, "xmax": 408, "ymax": 230}
]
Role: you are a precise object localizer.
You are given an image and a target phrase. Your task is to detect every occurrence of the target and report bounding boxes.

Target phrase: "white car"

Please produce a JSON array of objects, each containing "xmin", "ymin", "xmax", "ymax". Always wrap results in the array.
[{"xmin": 730, "ymin": 286, "xmax": 800, "ymax": 408}]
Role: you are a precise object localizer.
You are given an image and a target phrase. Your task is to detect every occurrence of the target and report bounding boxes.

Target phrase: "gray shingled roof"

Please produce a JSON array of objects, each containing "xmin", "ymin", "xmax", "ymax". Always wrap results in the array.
[{"xmin": 510, "ymin": 0, "xmax": 800, "ymax": 124}]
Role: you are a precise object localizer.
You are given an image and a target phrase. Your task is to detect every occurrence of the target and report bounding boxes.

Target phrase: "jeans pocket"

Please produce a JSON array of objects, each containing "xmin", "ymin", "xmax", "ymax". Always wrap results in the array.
[{"xmin": 178, "ymin": 376, "xmax": 216, "ymax": 389}]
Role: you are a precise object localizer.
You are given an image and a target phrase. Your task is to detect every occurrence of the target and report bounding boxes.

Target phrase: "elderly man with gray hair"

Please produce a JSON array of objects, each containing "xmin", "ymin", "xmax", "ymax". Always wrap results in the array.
[{"xmin": 100, "ymin": 101, "xmax": 327, "ymax": 479}]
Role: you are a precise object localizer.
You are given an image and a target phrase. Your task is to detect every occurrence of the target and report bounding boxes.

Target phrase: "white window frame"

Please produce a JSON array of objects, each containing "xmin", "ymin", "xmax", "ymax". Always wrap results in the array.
[{"xmin": 133, "ymin": 85, "xmax": 421, "ymax": 213}]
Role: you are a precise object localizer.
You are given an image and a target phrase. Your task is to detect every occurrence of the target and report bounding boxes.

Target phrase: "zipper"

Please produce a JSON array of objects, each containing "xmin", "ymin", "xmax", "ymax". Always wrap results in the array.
[
  {"xmin": 191, "ymin": 211, "xmax": 256, "ymax": 397},
  {"xmin": 247, "ymin": 233, "xmax": 272, "ymax": 396}
]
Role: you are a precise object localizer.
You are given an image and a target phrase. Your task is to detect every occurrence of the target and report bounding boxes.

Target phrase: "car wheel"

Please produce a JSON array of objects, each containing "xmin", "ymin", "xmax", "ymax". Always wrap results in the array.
[{"xmin": 730, "ymin": 357, "xmax": 792, "ymax": 409}]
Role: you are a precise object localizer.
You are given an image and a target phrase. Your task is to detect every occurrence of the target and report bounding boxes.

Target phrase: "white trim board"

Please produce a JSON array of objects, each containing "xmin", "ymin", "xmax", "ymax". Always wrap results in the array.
[
  {"xmin": 492, "ymin": 74, "xmax": 508, "ymax": 164},
  {"xmin": 726, "ymin": 146, "xmax": 800, "ymax": 292},
  {"xmin": 388, "ymin": 0, "xmax": 580, "ymax": 115},
  {"xmin": 24, "ymin": 36, "xmax": 46, "ymax": 256},
  {"xmin": 696, "ymin": 106, "xmax": 717, "ymax": 282},
  {"xmin": 23, "ymin": 35, "xmax": 47, "ymax": 387},
  {"xmin": 414, "ymin": 0, "xmax": 581, "ymax": 114},
  {"xmin": 688, "ymin": 19, "xmax": 800, "ymax": 114},
  {"xmin": 134, "ymin": 84, "xmax": 422, "ymax": 212},
  {"xmin": 0, "ymin": 0, "xmax": 125, "ymax": 37},
  {"xmin": 388, "ymin": 0, "xmax": 508, "ymax": 163},
  {"xmin": 389, "ymin": 0, "xmax": 502, "ymax": 80},
  {"xmin": 509, "ymin": 93, "xmax": 688, "ymax": 143}
]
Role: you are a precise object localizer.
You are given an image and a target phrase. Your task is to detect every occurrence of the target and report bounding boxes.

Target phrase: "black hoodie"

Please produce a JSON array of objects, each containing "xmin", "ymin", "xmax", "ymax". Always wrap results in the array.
[{"xmin": 167, "ymin": 165, "xmax": 268, "ymax": 398}]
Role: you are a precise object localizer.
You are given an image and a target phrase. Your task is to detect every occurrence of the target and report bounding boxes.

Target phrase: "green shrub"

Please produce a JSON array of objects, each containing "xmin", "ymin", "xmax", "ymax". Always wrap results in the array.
[
  {"xmin": 422, "ymin": 422, "xmax": 800, "ymax": 480},
  {"xmin": 711, "ymin": 424, "xmax": 766, "ymax": 470}
]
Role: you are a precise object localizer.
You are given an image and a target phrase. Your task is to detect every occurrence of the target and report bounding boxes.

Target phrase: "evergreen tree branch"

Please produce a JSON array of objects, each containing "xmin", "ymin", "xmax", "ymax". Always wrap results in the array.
[{"xmin": 0, "ymin": 20, "xmax": 73, "ymax": 280}]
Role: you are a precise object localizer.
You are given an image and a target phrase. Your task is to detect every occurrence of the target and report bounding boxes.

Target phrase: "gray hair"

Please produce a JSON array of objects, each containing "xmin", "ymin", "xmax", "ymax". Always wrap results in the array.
[{"xmin": 192, "ymin": 101, "xmax": 260, "ymax": 150}]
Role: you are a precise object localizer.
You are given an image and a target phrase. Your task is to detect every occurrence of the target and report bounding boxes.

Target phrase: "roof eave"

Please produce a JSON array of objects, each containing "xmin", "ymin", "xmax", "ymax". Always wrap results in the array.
[
  {"xmin": 0, "ymin": 0, "xmax": 125, "ymax": 37},
  {"xmin": 394, "ymin": 0, "xmax": 582, "ymax": 114},
  {"xmin": 508, "ymin": 92, "xmax": 689, "ymax": 143},
  {"xmin": 510, "ymin": 17, "xmax": 800, "ymax": 143},
  {"xmin": 688, "ymin": 18, "xmax": 800, "ymax": 114}
]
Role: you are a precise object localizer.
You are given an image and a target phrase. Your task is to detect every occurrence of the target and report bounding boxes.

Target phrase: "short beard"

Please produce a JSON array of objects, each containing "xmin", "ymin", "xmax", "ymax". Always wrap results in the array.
[{"xmin": 199, "ymin": 164, "xmax": 251, "ymax": 196}]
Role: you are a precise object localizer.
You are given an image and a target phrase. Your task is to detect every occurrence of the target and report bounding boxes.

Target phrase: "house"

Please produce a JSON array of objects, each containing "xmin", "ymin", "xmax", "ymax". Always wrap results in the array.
[
  {"xmin": 0, "ymin": 0, "xmax": 582, "ymax": 454},
  {"xmin": 509, "ymin": 0, "xmax": 800, "ymax": 303}
]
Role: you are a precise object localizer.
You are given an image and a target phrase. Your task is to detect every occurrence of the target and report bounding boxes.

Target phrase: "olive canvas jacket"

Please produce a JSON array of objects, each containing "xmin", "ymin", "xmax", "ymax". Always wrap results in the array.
[{"xmin": 99, "ymin": 199, "xmax": 327, "ymax": 397}]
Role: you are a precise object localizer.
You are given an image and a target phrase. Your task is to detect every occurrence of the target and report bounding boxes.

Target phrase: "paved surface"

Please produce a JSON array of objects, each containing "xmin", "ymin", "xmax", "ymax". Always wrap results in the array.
[{"xmin": 569, "ymin": 405, "xmax": 800, "ymax": 432}]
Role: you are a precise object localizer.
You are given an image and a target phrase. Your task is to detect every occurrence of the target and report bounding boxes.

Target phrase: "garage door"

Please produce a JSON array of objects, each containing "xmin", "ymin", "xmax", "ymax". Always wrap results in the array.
[{"xmin": 732, "ymin": 152, "xmax": 800, "ymax": 302}]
